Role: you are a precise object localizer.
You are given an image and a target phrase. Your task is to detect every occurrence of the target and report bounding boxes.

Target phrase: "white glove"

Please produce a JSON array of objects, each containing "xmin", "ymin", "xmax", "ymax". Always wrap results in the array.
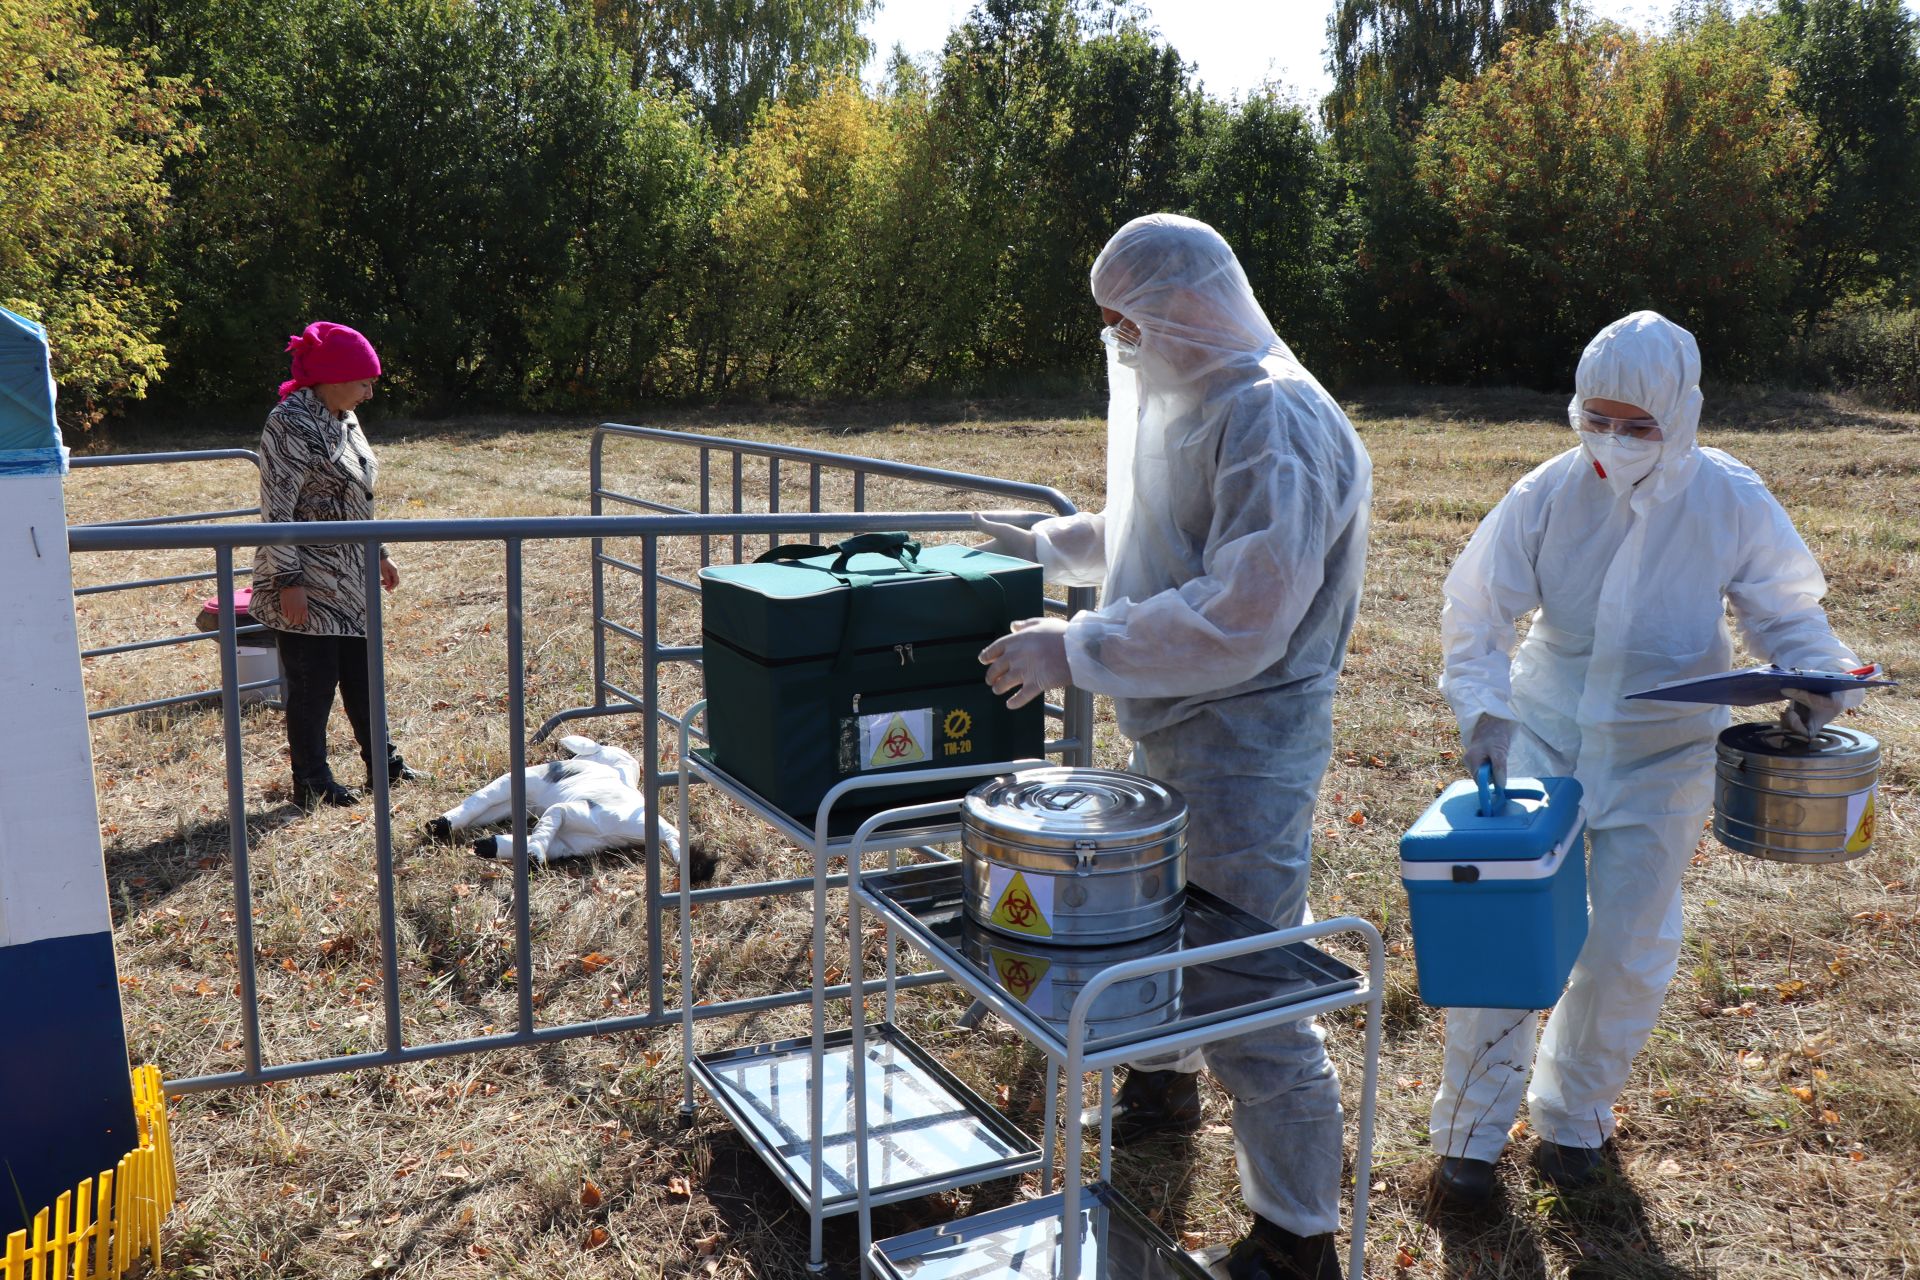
[
  {"xmin": 980, "ymin": 617, "xmax": 1071, "ymax": 710},
  {"xmin": 970, "ymin": 511, "xmax": 1044, "ymax": 562},
  {"xmin": 1779, "ymin": 688, "xmax": 1848, "ymax": 739},
  {"xmin": 1462, "ymin": 715, "xmax": 1515, "ymax": 789}
]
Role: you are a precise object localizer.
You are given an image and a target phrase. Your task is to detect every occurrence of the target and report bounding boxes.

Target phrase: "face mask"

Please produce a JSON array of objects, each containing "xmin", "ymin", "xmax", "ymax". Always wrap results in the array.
[
  {"xmin": 1582, "ymin": 432, "xmax": 1661, "ymax": 496},
  {"xmin": 1102, "ymin": 324, "xmax": 1144, "ymax": 368}
]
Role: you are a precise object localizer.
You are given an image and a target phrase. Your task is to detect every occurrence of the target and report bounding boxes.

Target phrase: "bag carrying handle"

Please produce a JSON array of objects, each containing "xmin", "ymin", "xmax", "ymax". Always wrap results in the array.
[{"xmin": 754, "ymin": 533, "xmax": 1012, "ymax": 674}]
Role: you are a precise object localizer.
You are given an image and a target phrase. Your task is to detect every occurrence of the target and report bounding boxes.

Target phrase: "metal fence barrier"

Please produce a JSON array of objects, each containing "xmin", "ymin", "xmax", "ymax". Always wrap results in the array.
[
  {"xmin": 73, "ymin": 453, "xmax": 1090, "ymax": 1092},
  {"xmin": 68, "ymin": 450, "xmax": 281, "ymax": 719}
]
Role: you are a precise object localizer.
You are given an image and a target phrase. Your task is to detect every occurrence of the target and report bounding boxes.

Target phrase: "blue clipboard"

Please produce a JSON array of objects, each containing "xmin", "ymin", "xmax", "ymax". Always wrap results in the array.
[{"xmin": 1627, "ymin": 664, "xmax": 1895, "ymax": 707}]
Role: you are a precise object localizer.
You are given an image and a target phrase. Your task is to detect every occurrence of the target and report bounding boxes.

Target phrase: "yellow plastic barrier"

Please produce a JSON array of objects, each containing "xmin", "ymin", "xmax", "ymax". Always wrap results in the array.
[{"xmin": 1, "ymin": 1065, "xmax": 176, "ymax": 1280}]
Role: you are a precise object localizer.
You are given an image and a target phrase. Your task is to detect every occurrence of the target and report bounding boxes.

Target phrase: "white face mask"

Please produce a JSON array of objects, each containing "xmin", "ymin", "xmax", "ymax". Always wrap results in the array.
[{"xmin": 1582, "ymin": 433, "xmax": 1661, "ymax": 496}]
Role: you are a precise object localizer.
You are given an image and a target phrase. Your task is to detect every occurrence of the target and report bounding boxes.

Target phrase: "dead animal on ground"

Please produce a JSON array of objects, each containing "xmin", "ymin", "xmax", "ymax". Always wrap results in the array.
[{"xmin": 426, "ymin": 734, "xmax": 710, "ymax": 877}]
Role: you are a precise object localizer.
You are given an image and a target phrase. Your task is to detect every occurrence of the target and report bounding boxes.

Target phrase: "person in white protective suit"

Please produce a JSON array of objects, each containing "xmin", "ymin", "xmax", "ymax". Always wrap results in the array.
[
  {"xmin": 425, "ymin": 735, "xmax": 691, "ymax": 870},
  {"xmin": 975, "ymin": 214, "xmax": 1373, "ymax": 1280},
  {"xmin": 1427, "ymin": 311, "xmax": 1864, "ymax": 1208}
]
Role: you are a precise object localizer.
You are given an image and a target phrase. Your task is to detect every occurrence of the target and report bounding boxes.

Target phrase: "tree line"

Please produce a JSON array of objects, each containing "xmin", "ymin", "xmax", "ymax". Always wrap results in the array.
[{"xmin": 4, "ymin": 0, "xmax": 1918, "ymax": 425}]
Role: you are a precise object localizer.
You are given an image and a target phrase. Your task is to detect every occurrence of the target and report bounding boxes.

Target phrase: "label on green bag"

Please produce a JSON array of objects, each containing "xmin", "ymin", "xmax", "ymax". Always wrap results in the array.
[{"xmin": 859, "ymin": 708, "xmax": 932, "ymax": 770}]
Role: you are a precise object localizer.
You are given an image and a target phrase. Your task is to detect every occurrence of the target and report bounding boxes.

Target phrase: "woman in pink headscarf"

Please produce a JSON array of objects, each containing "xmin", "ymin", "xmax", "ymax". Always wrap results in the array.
[{"xmin": 251, "ymin": 322, "xmax": 418, "ymax": 808}]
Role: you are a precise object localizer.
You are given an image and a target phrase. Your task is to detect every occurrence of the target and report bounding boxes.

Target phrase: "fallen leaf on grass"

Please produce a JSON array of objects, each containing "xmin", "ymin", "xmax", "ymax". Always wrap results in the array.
[
  {"xmin": 1790, "ymin": 1086, "xmax": 1815, "ymax": 1104},
  {"xmin": 580, "ymin": 952, "xmax": 614, "ymax": 974},
  {"xmin": 583, "ymin": 1226, "xmax": 610, "ymax": 1250},
  {"xmin": 638, "ymin": 1049, "xmax": 665, "ymax": 1068},
  {"xmin": 1776, "ymin": 979, "xmax": 1809, "ymax": 1001},
  {"xmin": 666, "ymin": 1174, "xmax": 692, "ymax": 1199},
  {"xmin": 1179, "ymin": 1232, "xmax": 1206, "ymax": 1250},
  {"xmin": 580, "ymin": 1178, "xmax": 603, "ymax": 1210},
  {"xmin": 1849, "ymin": 1151, "xmax": 1865, "ymax": 1162},
  {"xmin": 1820, "ymin": 1109, "xmax": 1840, "ymax": 1124},
  {"xmin": 1348, "ymin": 811, "xmax": 1367, "ymax": 826},
  {"xmin": 1396, "ymin": 1246, "xmax": 1417, "ymax": 1268},
  {"xmin": 694, "ymin": 1232, "xmax": 726, "ymax": 1256}
]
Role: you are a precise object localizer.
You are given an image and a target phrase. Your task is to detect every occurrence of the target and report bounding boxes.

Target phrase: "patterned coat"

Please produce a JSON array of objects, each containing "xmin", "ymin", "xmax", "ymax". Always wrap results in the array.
[{"xmin": 249, "ymin": 388, "xmax": 383, "ymax": 636}]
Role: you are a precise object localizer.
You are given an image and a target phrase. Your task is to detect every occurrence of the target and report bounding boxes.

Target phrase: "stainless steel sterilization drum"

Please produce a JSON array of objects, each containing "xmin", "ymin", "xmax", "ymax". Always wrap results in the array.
[
  {"xmin": 1714, "ymin": 722, "xmax": 1881, "ymax": 864},
  {"xmin": 960, "ymin": 767, "xmax": 1187, "ymax": 945}
]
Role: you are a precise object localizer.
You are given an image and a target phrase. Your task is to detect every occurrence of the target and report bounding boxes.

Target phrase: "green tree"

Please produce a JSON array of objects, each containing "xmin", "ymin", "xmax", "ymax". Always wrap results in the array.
[
  {"xmin": 1768, "ymin": 0, "xmax": 1920, "ymax": 327},
  {"xmin": 1326, "ymin": 0, "xmax": 1558, "ymax": 138},
  {"xmin": 1416, "ymin": 16, "xmax": 1815, "ymax": 383},
  {"xmin": 591, "ymin": 0, "xmax": 877, "ymax": 142},
  {"xmin": 0, "ymin": 0, "xmax": 192, "ymax": 424},
  {"xmin": 1181, "ymin": 91, "xmax": 1345, "ymax": 364},
  {"xmin": 934, "ymin": 0, "xmax": 1202, "ymax": 375}
]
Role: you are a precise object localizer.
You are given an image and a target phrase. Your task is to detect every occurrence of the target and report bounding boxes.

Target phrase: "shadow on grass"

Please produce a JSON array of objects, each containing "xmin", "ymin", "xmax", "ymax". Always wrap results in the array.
[
  {"xmin": 103, "ymin": 803, "xmax": 309, "ymax": 924},
  {"xmin": 1425, "ymin": 1155, "xmax": 1710, "ymax": 1280}
]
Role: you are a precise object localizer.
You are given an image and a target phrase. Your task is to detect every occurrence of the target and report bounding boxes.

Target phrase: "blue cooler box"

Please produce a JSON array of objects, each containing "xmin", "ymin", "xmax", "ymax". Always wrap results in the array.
[{"xmin": 1399, "ymin": 767, "xmax": 1588, "ymax": 1009}]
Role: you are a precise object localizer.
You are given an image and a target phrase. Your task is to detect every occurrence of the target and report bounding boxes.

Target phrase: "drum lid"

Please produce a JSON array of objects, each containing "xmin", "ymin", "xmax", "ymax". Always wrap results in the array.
[{"xmin": 962, "ymin": 767, "xmax": 1186, "ymax": 854}]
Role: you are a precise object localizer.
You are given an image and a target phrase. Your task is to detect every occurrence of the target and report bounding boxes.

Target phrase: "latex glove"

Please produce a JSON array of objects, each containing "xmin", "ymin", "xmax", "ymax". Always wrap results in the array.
[
  {"xmin": 980, "ymin": 617, "xmax": 1071, "ymax": 710},
  {"xmin": 1462, "ymin": 714, "xmax": 1515, "ymax": 789},
  {"xmin": 1779, "ymin": 688, "xmax": 1846, "ymax": 739},
  {"xmin": 970, "ymin": 510, "xmax": 1044, "ymax": 562}
]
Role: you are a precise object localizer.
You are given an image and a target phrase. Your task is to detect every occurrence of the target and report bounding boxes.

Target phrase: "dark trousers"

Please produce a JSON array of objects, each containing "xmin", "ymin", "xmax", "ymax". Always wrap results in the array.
[{"xmin": 273, "ymin": 630, "xmax": 400, "ymax": 787}]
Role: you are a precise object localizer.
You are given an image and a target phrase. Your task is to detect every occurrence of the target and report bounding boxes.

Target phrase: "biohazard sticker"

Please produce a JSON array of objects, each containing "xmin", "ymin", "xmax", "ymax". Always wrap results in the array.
[
  {"xmin": 860, "ymin": 708, "xmax": 932, "ymax": 770},
  {"xmin": 989, "ymin": 946, "xmax": 1054, "ymax": 1014},
  {"xmin": 1845, "ymin": 785, "xmax": 1877, "ymax": 855},
  {"xmin": 986, "ymin": 865, "xmax": 1054, "ymax": 938}
]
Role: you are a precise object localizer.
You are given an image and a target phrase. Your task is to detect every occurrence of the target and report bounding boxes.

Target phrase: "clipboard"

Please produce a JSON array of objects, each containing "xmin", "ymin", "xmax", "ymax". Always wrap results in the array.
[{"xmin": 1626, "ymin": 664, "xmax": 1895, "ymax": 707}]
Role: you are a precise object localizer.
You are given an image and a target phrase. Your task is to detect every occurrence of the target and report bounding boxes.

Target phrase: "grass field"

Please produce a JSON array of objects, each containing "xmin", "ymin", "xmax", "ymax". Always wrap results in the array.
[{"xmin": 68, "ymin": 386, "xmax": 1919, "ymax": 1278}]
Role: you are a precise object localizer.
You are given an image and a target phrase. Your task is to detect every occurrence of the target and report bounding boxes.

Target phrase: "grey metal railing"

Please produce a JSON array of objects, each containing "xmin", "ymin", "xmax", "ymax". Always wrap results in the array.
[
  {"xmin": 71, "ymin": 504, "xmax": 1063, "ymax": 1094},
  {"xmin": 69, "ymin": 449, "xmax": 281, "ymax": 718}
]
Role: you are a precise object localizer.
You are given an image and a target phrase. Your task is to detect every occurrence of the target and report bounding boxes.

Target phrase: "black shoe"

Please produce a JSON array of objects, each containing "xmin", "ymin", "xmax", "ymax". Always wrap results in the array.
[
  {"xmin": 423, "ymin": 816, "xmax": 453, "ymax": 842},
  {"xmin": 1221, "ymin": 1215, "xmax": 1342, "ymax": 1280},
  {"xmin": 1429, "ymin": 1156, "xmax": 1498, "ymax": 1210},
  {"xmin": 372, "ymin": 758, "xmax": 423, "ymax": 786},
  {"xmin": 1107, "ymin": 1068, "xmax": 1203, "ymax": 1145},
  {"xmin": 1533, "ymin": 1140, "xmax": 1607, "ymax": 1189},
  {"xmin": 295, "ymin": 780, "xmax": 360, "ymax": 809},
  {"xmin": 472, "ymin": 835, "xmax": 502, "ymax": 860}
]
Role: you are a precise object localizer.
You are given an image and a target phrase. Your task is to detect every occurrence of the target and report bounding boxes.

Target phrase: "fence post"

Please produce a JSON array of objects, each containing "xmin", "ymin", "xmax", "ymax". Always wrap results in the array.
[{"xmin": 0, "ymin": 306, "xmax": 139, "ymax": 1239}]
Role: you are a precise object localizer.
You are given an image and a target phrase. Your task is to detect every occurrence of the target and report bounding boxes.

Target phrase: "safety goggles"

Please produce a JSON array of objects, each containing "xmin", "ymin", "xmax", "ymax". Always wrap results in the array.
[{"xmin": 1573, "ymin": 407, "xmax": 1663, "ymax": 440}]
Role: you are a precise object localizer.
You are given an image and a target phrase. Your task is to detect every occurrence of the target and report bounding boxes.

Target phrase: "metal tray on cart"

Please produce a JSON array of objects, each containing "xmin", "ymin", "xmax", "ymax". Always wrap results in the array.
[
  {"xmin": 692, "ymin": 1022, "xmax": 1041, "ymax": 1213},
  {"xmin": 866, "ymin": 1181, "xmax": 1211, "ymax": 1280},
  {"xmin": 857, "ymin": 862, "xmax": 1363, "ymax": 1059}
]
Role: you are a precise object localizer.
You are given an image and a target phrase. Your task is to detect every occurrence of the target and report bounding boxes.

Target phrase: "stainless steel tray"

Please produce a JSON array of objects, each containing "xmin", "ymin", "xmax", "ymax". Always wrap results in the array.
[
  {"xmin": 692, "ymin": 1022, "xmax": 1041, "ymax": 1213},
  {"xmin": 858, "ymin": 861, "xmax": 1362, "ymax": 1060},
  {"xmin": 866, "ymin": 1181, "xmax": 1211, "ymax": 1279}
]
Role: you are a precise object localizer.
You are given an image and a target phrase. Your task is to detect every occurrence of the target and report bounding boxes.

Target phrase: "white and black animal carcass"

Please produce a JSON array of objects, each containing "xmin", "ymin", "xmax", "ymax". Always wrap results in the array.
[{"xmin": 426, "ymin": 735, "xmax": 689, "ymax": 868}]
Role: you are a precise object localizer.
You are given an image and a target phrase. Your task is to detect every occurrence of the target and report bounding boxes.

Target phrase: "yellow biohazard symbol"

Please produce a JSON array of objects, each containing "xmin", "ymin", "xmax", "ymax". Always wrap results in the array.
[
  {"xmin": 989, "ymin": 871, "xmax": 1052, "ymax": 937},
  {"xmin": 869, "ymin": 713, "xmax": 926, "ymax": 768},
  {"xmin": 990, "ymin": 948, "xmax": 1051, "ymax": 1001},
  {"xmin": 1846, "ymin": 791, "xmax": 1877, "ymax": 855},
  {"xmin": 944, "ymin": 708, "xmax": 973, "ymax": 741}
]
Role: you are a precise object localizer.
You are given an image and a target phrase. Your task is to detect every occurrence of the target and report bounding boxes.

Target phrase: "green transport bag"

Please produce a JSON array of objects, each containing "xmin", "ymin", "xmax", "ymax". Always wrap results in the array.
[{"xmin": 698, "ymin": 532, "xmax": 1047, "ymax": 824}]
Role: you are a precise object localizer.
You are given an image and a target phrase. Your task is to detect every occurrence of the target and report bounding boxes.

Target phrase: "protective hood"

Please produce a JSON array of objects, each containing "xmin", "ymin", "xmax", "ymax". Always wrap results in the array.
[
  {"xmin": 1090, "ymin": 214, "xmax": 1297, "ymax": 385},
  {"xmin": 1567, "ymin": 311, "xmax": 1703, "ymax": 503}
]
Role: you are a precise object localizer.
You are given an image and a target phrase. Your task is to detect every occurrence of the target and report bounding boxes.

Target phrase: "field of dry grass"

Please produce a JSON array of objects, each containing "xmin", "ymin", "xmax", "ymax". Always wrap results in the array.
[{"xmin": 68, "ymin": 386, "xmax": 1918, "ymax": 1278}]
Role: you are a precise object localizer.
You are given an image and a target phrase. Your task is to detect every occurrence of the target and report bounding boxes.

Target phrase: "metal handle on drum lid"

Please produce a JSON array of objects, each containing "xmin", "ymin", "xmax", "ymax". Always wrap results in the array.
[{"xmin": 1074, "ymin": 839, "xmax": 1097, "ymax": 871}]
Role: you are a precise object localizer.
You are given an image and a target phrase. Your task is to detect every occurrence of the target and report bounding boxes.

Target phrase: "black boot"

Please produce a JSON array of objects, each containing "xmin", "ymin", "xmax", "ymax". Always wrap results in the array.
[
  {"xmin": 1107, "ymin": 1068, "xmax": 1203, "ymax": 1145},
  {"xmin": 295, "ymin": 779, "xmax": 360, "ymax": 809},
  {"xmin": 423, "ymin": 816, "xmax": 454, "ymax": 842},
  {"xmin": 1533, "ymin": 1140, "xmax": 1608, "ymax": 1189},
  {"xmin": 369, "ymin": 754, "xmax": 422, "ymax": 787},
  {"xmin": 1221, "ymin": 1215, "xmax": 1342, "ymax": 1280},
  {"xmin": 1429, "ymin": 1155, "xmax": 1499, "ymax": 1211}
]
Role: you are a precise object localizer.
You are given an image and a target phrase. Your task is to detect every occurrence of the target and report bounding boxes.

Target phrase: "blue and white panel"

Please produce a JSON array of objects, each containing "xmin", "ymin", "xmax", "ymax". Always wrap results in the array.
[{"xmin": 0, "ymin": 306, "xmax": 139, "ymax": 1238}]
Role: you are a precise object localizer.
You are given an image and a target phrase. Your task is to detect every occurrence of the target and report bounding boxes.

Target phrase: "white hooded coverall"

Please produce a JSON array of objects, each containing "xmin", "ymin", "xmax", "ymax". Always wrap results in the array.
[
  {"xmin": 1430, "ymin": 312, "xmax": 1860, "ymax": 1160},
  {"xmin": 1029, "ymin": 214, "xmax": 1373, "ymax": 1235},
  {"xmin": 437, "ymin": 735, "xmax": 683, "ymax": 867}
]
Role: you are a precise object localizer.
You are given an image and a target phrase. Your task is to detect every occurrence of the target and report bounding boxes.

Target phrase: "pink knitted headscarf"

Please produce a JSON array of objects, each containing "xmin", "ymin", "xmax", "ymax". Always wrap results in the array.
[{"xmin": 278, "ymin": 322, "xmax": 382, "ymax": 399}]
